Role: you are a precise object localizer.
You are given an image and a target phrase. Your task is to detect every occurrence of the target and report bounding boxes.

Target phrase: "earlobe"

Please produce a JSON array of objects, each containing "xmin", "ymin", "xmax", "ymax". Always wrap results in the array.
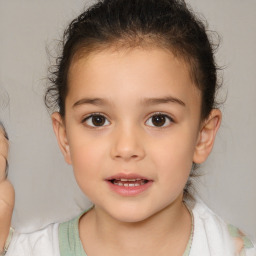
[
  {"xmin": 51, "ymin": 112, "xmax": 72, "ymax": 165},
  {"xmin": 193, "ymin": 109, "xmax": 222, "ymax": 164}
]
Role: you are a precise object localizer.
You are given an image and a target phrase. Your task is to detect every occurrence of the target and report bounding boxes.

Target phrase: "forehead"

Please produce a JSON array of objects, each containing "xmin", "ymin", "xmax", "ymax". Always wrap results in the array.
[{"xmin": 67, "ymin": 47, "xmax": 201, "ymax": 109}]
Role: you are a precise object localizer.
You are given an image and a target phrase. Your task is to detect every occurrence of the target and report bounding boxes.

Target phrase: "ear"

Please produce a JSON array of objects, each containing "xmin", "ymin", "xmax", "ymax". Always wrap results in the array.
[
  {"xmin": 193, "ymin": 109, "xmax": 222, "ymax": 164},
  {"xmin": 51, "ymin": 112, "xmax": 72, "ymax": 165}
]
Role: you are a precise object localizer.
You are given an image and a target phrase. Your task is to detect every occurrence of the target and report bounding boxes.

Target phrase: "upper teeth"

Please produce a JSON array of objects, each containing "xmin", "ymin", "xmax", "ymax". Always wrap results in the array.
[
  {"xmin": 115, "ymin": 182, "xmax": 142, "ymax": 187},
  {"xmin": 113, "ymin": 179, "xmax": 147, "ymax": 186},
  {"xmin": 119, "ymin": 178, "xmax": 141, "ymax": 181}
]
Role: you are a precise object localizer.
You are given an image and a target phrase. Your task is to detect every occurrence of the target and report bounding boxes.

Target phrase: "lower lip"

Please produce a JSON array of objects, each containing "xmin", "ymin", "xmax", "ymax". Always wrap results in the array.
[{"xmin": 106, "ymin": 181, "xmax": 153, "ymax": 196}]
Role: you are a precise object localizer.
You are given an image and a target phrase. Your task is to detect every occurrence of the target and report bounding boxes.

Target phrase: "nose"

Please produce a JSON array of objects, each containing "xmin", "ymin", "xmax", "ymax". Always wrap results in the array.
[{"xmin": 110, "ymin": 124, "xmax": 146, "ymax": 161}]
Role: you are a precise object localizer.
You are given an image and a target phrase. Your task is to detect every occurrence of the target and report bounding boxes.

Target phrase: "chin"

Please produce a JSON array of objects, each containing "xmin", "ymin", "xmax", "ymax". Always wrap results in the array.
[
  {"xmin": 106, "ymin": 205, "xmax": 159, "ymax": 224},
  {"xmin": 113, "ymin": 213, "xmax": 150, "ymax": 223}
]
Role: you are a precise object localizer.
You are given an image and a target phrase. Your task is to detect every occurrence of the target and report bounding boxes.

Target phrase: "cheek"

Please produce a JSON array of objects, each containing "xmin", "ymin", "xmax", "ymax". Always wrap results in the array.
[
  {"xmin": 149, "ymin": 129, "xmax": 196, "ymax": 181},
  {"xmin": 153, "ymin": 146, "xmax": 193, "ymax": 199},
  {"xmin": 70, "ymin": 144, "xmax": 106, "ymax": 200},
  {"xmin": 68, "ymin": 137, "xmax": 107, "ymax": 183}
]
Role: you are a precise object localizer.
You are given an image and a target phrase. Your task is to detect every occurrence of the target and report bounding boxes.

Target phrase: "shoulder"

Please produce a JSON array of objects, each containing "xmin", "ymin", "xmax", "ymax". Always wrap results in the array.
[
  {"xmin": 6, "ymin": 209, "xmax": 90, "ymax": 256},
  {"xmin": 227, "ymin": 224, "xmax": 256, "ymax": 256},
  {"xmin": 58, "ymin": 211, "xmax": 88, "ymax": 256},
  {"xmin": 6, "ymin": 222, "xmax": 60, "ymax": 256},
  {"xmin": 189, "ymin": 199, "xmax": 256, "ymax": 256}
]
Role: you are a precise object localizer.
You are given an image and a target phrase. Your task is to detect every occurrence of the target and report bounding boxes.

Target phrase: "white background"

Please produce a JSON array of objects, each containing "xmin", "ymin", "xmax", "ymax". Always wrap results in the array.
[{"xmin": 0, "ymin": 0, "xmax": 255, "ymax": 240}]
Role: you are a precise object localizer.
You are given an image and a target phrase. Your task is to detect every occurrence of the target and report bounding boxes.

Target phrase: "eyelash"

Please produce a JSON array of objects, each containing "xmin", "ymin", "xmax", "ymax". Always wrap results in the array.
[{"xmin": 82, "ymin": 112, "xmax": 174, "ymax": 128}]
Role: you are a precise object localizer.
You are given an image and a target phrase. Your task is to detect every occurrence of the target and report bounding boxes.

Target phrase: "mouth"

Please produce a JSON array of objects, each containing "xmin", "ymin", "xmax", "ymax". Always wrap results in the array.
[
  {"xmin": 109, "ymin": 178, "xmax": 149, "ymax": 187},
  {"xmin": 105, "ymin": 174, "xmax": 153, "ymax": 196}
]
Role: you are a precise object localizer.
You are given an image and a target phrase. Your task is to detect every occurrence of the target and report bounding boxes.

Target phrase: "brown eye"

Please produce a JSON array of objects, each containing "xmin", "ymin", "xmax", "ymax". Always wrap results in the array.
[
  {"xmin": 92, "ymin": 115, "xmax": 105, "ymax": 126},
  {"xmin": 152, "ymin": 115, "xmax": 166, "ymax": 126},
  {"xmin": 84, "ymin": 114, "xmax": 110, "ymax": 127},
  {"xmin": 146, "ymin": 114, "xmax": 172, "ymax": 127}
]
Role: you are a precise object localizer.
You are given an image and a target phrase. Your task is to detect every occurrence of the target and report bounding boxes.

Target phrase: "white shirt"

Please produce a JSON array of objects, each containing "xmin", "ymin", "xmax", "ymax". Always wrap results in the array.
[{"xmin": 6, "ymin": 200, "xmax": 256, "ymax": 256}]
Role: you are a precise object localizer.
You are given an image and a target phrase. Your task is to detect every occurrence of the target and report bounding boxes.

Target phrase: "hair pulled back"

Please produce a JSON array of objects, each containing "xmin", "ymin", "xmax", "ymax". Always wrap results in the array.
[{"xmin": 46, "ymin": 0, "xmax": 220, "ymax": 120}]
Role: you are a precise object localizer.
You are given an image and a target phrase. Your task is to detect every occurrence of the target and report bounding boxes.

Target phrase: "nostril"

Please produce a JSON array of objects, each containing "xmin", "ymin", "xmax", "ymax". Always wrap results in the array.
[{"xmin": 115, "ymin": 153, "xmax": 139, "ymax": 159}]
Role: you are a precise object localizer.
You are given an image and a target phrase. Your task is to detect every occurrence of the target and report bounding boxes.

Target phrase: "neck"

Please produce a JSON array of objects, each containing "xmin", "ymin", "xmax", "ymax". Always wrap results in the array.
[{"xmin": 79, "ymin": 196, "xmax": 192, "ymax": 256}]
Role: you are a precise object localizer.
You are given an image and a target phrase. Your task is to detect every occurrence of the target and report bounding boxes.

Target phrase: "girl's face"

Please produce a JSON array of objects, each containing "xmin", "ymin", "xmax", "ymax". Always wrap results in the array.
[{"xmin": 53, "ymin": 48, "xmax": 220, "ymax": 222}]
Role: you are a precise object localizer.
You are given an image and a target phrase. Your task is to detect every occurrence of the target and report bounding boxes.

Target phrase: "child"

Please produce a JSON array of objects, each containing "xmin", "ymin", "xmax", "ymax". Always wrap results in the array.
[{"xmin": 1, "ymin": 0, "xmax": 256, "ymax": 255}]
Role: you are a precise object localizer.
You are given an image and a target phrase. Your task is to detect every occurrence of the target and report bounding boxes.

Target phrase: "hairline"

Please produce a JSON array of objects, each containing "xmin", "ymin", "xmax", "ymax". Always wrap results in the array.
[{"xmin": 68, "ymin": 36, "xmax": 201, "ymax": 92}]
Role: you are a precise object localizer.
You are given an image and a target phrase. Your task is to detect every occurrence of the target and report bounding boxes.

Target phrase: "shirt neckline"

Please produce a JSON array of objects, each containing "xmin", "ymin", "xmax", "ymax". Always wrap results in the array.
[{"xmin": 59, "ymin": 205, "xmax": 194, "ymax": 256}]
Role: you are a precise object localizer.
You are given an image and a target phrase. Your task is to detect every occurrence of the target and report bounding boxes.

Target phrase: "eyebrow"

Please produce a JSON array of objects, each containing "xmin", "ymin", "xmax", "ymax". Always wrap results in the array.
[
  {"xmin": 73, "ymin": 98, "xmax": 108, "ymax": 108},
  {"xmin": 141, "ymin": 96, "xmax": 186, "ymax": 107},
  {"xmin": 73, "ymin": 96, "xmax": 186, "ymax": 108}
]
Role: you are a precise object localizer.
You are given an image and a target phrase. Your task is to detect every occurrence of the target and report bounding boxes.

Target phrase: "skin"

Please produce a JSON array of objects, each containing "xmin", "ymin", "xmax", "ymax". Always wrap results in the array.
[
  {"xmin": 52, "ymin": 47, "xmax": 221, "ymax": 255},
  {"xmin": 0, "ymin": 126, "xmax": 14, "ymax": 251}
]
